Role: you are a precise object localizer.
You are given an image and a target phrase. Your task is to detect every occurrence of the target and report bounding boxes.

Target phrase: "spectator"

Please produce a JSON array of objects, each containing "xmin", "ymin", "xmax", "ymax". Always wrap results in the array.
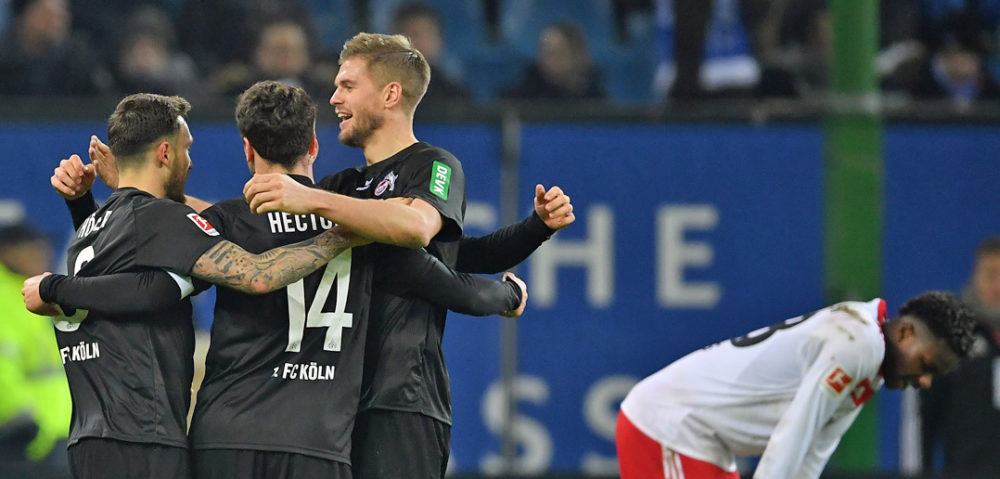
[
  {"xmin": 391, "ymin": 2, "xmax": 473, "ymax": 108},
  {"xmin": 879, "ymin": 0, "xmax": 1000, "ymax": 107},
  {"xmin": 0, "ymin": 223, "xmax": 71, "ymax": 476},
  {"xmin": 177, "ymin": 0, "xmax": 317, "ymax": 74},
  {"xmin": 920, "ymin": 237, "xmax": 1000, "ymax": 477},
  {"xmin": 0, "ymin": 0, "xmax": 112, "ymax": 95},
  {"xmin": 657, "ymin": 0, "xmax": 767, "ymax": 100},
  {"xmin": 113, "ymin": 6, "xmax": 207, "ymax": 101},
  {"xmin": 209, "ymin": 20, "xmax": 333, "ymax": 102},
  {"xmin": 503, "ymin": 22, "xmax": 606, "ymax": 100}
]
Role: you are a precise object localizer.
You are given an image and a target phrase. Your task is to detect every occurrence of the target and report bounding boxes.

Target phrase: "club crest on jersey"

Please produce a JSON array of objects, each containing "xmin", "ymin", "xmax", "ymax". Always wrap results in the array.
[
  {"xmin": 186, "ymin": 213, "xmax": 219, "ymax": 236},
  {"xmin": 823, "ymin": 366, "xmax": 853, "ymax": 395},
  {"xmin": 374, "ymin": 171, "xmax": 397, "ymax": 196}
]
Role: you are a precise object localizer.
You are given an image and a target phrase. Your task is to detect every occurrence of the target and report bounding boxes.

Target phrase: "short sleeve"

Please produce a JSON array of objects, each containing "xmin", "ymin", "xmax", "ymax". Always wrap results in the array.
[
  {"xmin": 133, "ymin": 200, "xmax": 225, "ymax": 275},
  {"xmin": 398, "ymin": 150, "xmax": 465, "ymax": 240},
  {"xmin": 317, "ymin": 168, "xmax": 362, "ymax": 194}
]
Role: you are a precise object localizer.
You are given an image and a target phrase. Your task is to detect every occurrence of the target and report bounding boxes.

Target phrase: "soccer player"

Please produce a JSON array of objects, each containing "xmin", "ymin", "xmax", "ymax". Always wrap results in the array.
[
  {"xmin": 31, "ymin": 81, "xmax": 529, "ymax": 479},
  {"xmin": 616, "ymin": 292, "xmax": 977, "ymax": 479},
  {"xmin": 20, "ymin": 93, "xmax": 364, "ymax": 479},
  {"xmin": 242, "ymin": 33, "xmax": 574, "ymax": 478}
]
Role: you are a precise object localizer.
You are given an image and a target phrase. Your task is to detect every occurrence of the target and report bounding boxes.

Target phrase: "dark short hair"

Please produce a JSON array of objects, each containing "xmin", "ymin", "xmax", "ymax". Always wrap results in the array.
[
  {"xmin": 235, "ymin": 81, "xmax": 316, "ymax": 169},
  {"xmin": 899, "ymin": 291, "xmax": 976, "ymax": 358},
  {"xmin": 107, "ymin": 93, "xmax": 191, "ymax": 168},
  {"xmin": 0, "ymin": 222, "xmax": 47, "ymax": 248},
  {"xmin": 392, "ymin": 2, "xmax": 442, "ymax": 33},
  {"xmin": 975, "ymin": 236, "xmax": 1000, "ymax": 260}
]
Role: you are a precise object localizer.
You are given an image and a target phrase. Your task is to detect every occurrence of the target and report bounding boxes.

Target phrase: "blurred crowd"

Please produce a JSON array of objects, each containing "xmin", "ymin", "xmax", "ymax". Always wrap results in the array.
[{"xmin": 2, "ymin": 0, "xmax": 1000, "ymax": 110}]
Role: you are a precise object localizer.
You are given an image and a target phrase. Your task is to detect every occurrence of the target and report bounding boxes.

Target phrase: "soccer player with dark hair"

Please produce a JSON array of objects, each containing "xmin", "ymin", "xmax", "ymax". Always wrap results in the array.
[
  {"xmin": 242, "ymin": 33, "xmax": 574, "ymax": 478},
  {"xmin": 19, "ymin": 92, "xmax": 364, "ymax": 479},
  {"xmin": 30, "ymin": 82, "xmax": 529, "ymax": 479},
  {"xmin": 616, "ymin": 292, "xmax": 976, "ymax": 479}
]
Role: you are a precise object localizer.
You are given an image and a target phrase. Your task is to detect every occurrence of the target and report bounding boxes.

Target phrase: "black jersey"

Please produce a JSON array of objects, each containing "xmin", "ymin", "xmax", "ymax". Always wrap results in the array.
[
  {"xmin": 321, "ymin": 142, "xmax": 467, "ymax": 424},
  {"xmin": 189, "ymin": 175, "xmax": 373, "ymax": 464},
  {"xmin": 57, "ymin": 187, "xmax": 223, "ymax": 448}
]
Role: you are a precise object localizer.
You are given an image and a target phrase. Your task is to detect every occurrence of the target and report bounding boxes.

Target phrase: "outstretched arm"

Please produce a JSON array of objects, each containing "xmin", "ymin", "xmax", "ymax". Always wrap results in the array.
[
  {"xmin": 191, "ymin": 226, "xmax": 366, "ymax": 294},
  {"xmin": 23, "ymin": 270, "xmax": 192, "ymax": 317},
  {"xmin": 375, "ymin": 246, "xmax": 527, "ymax": 317},
  {"xmin": 457, "ymin": 184, "xmax": 574, "ymax": 273},
  {"xmin": 244, "ymin": 174, "xmax": 441, "ymax": 248}
]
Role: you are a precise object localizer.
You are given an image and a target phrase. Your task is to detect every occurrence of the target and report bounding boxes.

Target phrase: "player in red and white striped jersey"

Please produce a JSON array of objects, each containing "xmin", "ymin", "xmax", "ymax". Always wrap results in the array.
[{"xmin": 618, "ymin": 292, "xmax": 975, "ymax": 479}]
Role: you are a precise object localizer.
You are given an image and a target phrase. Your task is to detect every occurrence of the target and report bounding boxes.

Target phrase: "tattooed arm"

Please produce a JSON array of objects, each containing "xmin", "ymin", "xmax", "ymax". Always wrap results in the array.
[{"xmin": 191, "ymin": 226, "xmax": 365, "ymax": 294}]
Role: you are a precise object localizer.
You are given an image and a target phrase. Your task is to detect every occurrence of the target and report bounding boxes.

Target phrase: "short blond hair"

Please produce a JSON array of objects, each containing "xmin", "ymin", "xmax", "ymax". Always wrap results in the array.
[{"xmin": 340, "ymin": 32, "xmax": 431, "ymax": 113}]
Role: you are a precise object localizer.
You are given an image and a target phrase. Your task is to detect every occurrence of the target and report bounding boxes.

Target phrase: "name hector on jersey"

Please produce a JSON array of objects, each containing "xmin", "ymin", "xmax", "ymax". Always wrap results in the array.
[{"xmin": 267, "ymin": 211, "xmax": 335, "ymax": 234}]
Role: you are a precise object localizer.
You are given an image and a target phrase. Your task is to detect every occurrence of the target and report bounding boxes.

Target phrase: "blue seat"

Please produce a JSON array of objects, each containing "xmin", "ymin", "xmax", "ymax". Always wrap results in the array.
[
  {"xmin": 368, "ymin": 0, "xmax": 490, "ymax": 54},
  {"xmin": 307, "ymin": 0, "xmax": 356, "ymax": 53},
  {"xmin": 499, "ymin": 0, "xmax": 616, "ymax": 58}
]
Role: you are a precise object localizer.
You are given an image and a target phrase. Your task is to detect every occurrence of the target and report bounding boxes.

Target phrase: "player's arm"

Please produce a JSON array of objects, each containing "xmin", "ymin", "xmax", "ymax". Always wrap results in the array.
[
  {"xmin": 374, "ymin": 247, "xmax": 527, "ymax": 317},
  {"xmin": 456, "ymin": 185, "xmax": 574, "ymax": 273},
  {"xmin": 190, "ymin": 226, "xmax": 365, "ymax": 294},
  {"xmin": 51, "ymin": 154, "xmax": 99, "ymax": 229},
  {"xmin": 794, "ymin": 407, "xmax": 863, "ymax": 478},
  {"xmin": 753, "ymin": 323, "xmax": 871, "ymax": 478},
  {"xmin": 244, "ymin": 174, "xmax": 440, "ymax": 248},
  {"xmin": 22, "ymin": 270, "xmax": 192, "ymax": 317}
]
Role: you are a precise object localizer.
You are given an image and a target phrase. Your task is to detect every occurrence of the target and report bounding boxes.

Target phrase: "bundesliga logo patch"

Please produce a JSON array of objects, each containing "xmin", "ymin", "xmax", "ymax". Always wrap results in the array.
[
  {"xmin": 187, "ymin": 213, "xmax": 220, "ymax": 236},
  {"xmin": 823, "ymin": 366, "xmax": 853, "ymax": 395}
]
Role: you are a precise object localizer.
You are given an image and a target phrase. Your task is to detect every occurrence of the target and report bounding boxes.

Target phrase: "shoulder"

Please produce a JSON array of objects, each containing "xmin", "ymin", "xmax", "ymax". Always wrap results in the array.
[
  {"xmin": 406, "ymin": 143, "xmax": 463, "ymax": 170},
  {"xmin": 318, "ymin": 167, "xmax": 363, "ymax": 192},
  {"xmin": 200, "ymin": 197, "xmax": 246, "ymax": 223},
  {"xmin": 818, "ymin": 300, "xmax": 886, "ymax": 368}
]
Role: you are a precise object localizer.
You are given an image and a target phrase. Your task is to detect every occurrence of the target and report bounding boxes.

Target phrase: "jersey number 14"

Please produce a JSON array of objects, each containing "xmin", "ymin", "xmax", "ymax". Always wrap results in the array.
[{"xmin": 285, "ymin": 250, "xmax": 353, "ymax": 352}]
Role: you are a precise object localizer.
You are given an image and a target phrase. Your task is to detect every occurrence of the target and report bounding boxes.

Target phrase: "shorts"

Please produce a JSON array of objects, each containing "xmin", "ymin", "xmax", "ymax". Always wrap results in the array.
[
  {"xmin": 68, "ymin": 438, "xmax": 189, "ymax": 479},
  {"xmin": 351, "ymin": 409, "xmax": 450, "ymax": 479},
  {"xmin": 194, "ymin": 449, "xmax": 351, "ymax": 479},
  {"xmin": 616, "ymin": 411, "xmax": 739, "ymax": 479}
]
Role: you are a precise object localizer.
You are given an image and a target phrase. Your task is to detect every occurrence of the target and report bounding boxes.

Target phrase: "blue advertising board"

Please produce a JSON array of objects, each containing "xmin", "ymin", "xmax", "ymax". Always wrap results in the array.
[{"xmin": 2, "ymin": 121, "xmax": 998, "ymax": 474}]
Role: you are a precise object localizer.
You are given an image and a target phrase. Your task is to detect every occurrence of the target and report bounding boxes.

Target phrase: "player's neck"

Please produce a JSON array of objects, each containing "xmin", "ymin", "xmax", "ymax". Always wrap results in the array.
[
  {"xmin": 257, "ymin": 158, "xmax": 315, "ymax": 180},
  {"xmin": 117, "ymin": 171, "xmax": 167, "ymax": 199},
  {"xmin": 362, "ymin": 119, "xmax": 417, "ymax": 166}
]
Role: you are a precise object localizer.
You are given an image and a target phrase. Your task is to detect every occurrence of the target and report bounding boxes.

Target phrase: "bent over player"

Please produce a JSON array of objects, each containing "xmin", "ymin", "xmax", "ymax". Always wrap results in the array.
[{"xmin": 617, "ymin": 293, "xmax": 975, "ymax": 479}]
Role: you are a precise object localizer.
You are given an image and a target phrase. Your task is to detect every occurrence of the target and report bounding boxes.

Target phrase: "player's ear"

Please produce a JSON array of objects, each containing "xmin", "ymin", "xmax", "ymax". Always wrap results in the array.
[
  {"xmin": 242, "ymin": 138, "xmax": 256, "ymax": 174},
  {"xmin": 383, "ymin": 82, "xmax": 402, "ymax": 108},
  {"xmin": 308, "ymin": 131, "xmax": 319, "ymax": 158},
  {"xmin": 156, "ymin": 141, "xmax": 170, "ymax": 166},
  {"xmin": 897, "ymin": 320, "xmax": 916, "ymax": 342}
]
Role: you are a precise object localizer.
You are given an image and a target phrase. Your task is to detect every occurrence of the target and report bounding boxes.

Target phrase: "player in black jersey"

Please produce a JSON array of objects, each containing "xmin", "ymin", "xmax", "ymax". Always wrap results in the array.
[
  {"xmin": 243, "ymin": 34, "xmax": 575, "ymax": 478},
  {"xmin": 20, "ymin": 93, "xmax": 364, "ymax": 479},
  {"xmin": 31, "ymin": 83, "xmax": 528, "ymax": 479}
]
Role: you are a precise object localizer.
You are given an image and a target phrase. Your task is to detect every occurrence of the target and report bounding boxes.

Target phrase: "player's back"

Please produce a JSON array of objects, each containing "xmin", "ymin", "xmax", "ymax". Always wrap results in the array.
[
  {"xmin": 189, "ymin": 176, "xmax": 372, "ymax": 463},
  {"xmin": 58, "ymin": 188, "xmax": 206, "ymax": 448},
  {"xmin": 621, "ymin": 299, "xmax": 886, "ymax": 466}
]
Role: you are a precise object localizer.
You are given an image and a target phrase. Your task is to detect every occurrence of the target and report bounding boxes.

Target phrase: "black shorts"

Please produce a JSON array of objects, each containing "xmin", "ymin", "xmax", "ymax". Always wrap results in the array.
[
  {"xmin": 351, "ymin": 409, "xmax": 450, "ymax": 479},
  {"xmin": 194, "ymin": 449, "xmax": 351, "ymax": 479},
  {"xmin": 68, "ymin": 438, "xmax": 189, "ymax": 479}
]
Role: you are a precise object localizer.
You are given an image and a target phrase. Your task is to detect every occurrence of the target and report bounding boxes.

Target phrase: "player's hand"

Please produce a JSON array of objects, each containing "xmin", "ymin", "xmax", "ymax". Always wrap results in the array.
[
  {"xmin": 534, "ymin": 184, "xmax": 574, "ymax": 231},
  {"xmin": 88, "ymin": 135, "xmax": 118, "ymax": 189},
  {"xmin": 244, "ymin": 173, "xmax": 319, "ymax": 215},
  {"xmin": 500, "ymin": 272, "xmax": 527, "ymax": 318},
  {"xmin": 22, "ymin": 272, "xmax": 60, "ymax": 316},
  {"xmin": 51, "ymin": 154, "xmax": 96, "ymax": 200}
]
